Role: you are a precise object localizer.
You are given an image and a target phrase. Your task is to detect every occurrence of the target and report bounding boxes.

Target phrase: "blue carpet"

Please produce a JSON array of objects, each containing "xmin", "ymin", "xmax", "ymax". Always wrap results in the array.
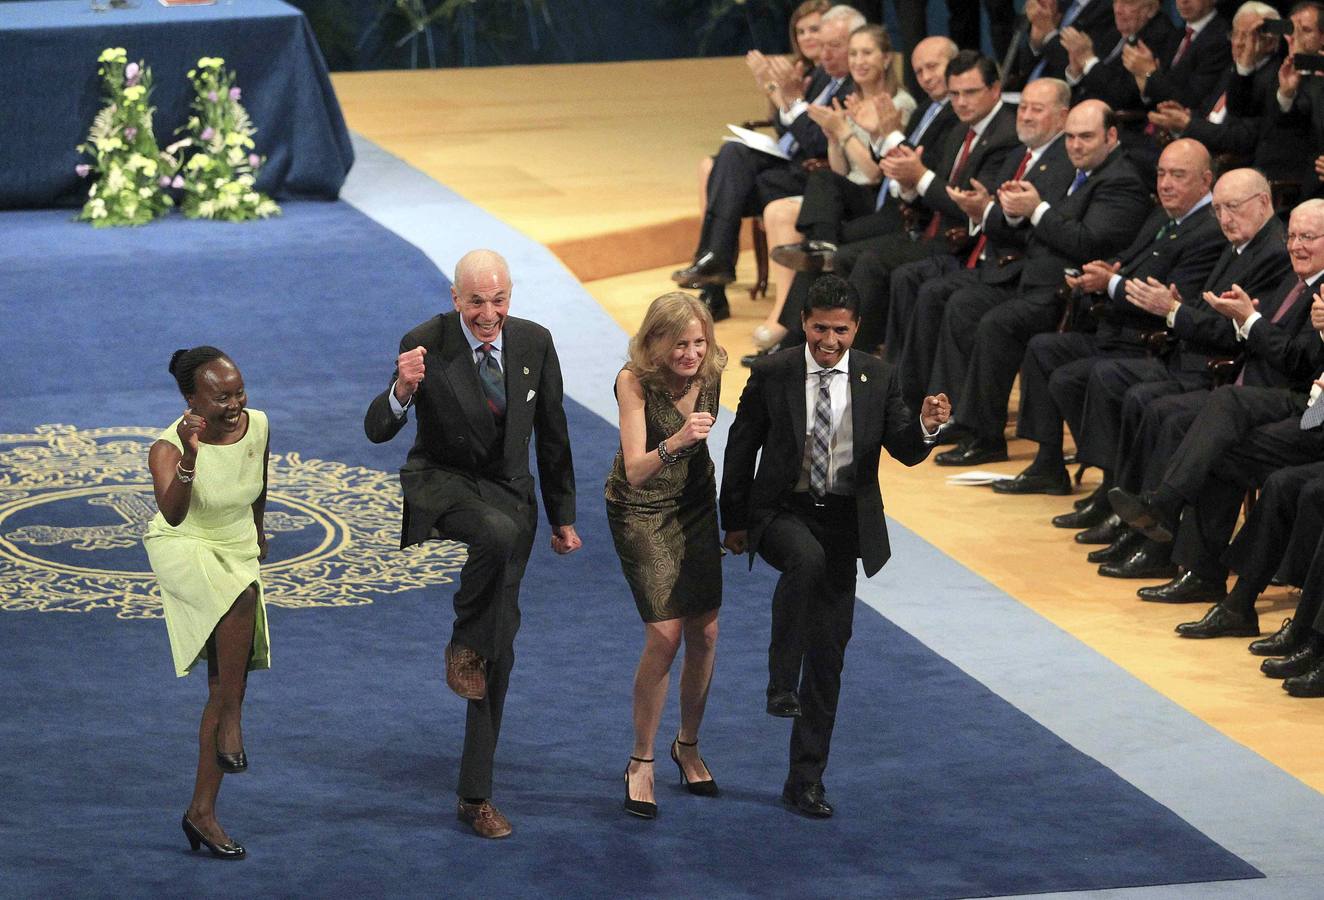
[{"xmin": 0, "ymin": 202, "xmax": 1261, "ymax": 896}]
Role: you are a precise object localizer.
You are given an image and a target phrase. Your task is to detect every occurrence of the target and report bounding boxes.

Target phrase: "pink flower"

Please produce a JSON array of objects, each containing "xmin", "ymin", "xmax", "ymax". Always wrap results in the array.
[
  {"xmin": 159, "ymin": 176, "xmax": 172, "ymax": 188},
  {"xmin": 125, "ymin": 62, "xmax": 140, "ymax": 85},
  {"xmin": 124, "ymin": 126, "xmax": 137, "ymax": 141},
  {"xmin": 201, "ymin": 127, "xmax": 215, "ymax": 141},
  {"xmin": 76, "ymin": 164, "xmax": 91, "ymax": 178},
  {"xmin": 172, "ymin": 175, "xmax": 185, "ymax": 189},
  {"xmin": 207, "ymin": 91, "xmax": 218, "ymax": 103},
  {"xmin": 229, "ymin": 87, "xmax": 242, "ymax": 101},
  {"xmin": 248, "ymin": 154, "xmax": 260, "ymax": 167}
]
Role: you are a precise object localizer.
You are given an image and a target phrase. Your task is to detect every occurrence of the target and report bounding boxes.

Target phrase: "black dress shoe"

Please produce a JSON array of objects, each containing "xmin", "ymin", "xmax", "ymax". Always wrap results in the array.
[
  {"xmin": 1138, "ymin": 571, "xmax": 1227, "ymax": 604},
  {"xmin": 1053, "ymin": 494, "xmax": 1112, "ymax": 529},
  {"xmin": 1098, "ymin": 542, "xmax": 1177, "ymax": 579},
  {"xmin": 1075, "ymin": 514, "xmax": 1126, "ymax": 546},
  {"xmin": 934, "ymin": 439, "xmax": 1008, "ymax": 467},
  {"xmin": 992, "ymin": 467, "xmax": 1072, "ymax": 495},
  {"xmin": 770, "ymin": 239, "xmax": 838, "ymax": 272},
  {"xmin": 741, "ymin": 342, "xmax": 780, "ymax": 367},
  {"xmin": 1072, "ymin": 484, "xmax": 1105, "ymax": 511},
  {"xmin": 1107, "ymin": 488, "xmax": 1177, "ymax": 543},
  {"xmin": 1086, "ymin": 528, "xmax": 1143, "ymax": 564},
  {"xmin": 700, "ymin": 286, "xmax": 730, "ymax": 322},
  {"xmin": 1261, "ymin": 636, "xmax": 1322, "ymax": 679},
  {"xmin": 182, "ymin": 814, "xmax": 246, "ymax": 860},
  {"xmin": 1282, "ymin": 658, "xmax": 1324, "ymax": 697},
  {"xmin": 672, "ymin": 251, "xmax": 735, "ymax": 288},
  {"xmin": 781, "ymin": 781, "xmax": 833, "ymax": 818},
  {"xmin": 766, "ymin": 690, "xmax": 802, "ymax": 718},
  {"xmin": 1175, "ymin": 603, "xmax": 1258, "ymax": 637},
  {"xmin": 1249, "ymin": 618, "xmax": 1304, "ymax": 657}
]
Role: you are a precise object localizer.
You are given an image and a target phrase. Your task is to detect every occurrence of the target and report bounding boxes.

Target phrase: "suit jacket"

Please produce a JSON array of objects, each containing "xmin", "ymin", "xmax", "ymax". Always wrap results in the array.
[
  {"xmin": 908, "ymin": 97, "xmax": 962, "ymax": 177},
  {"xmin": 1276, "ymin": 74, "xmax": 1324, "ymax": 197},
  {"xmin": 1145, "ymin": 14, "xmax": 1231, "ymax": 110},
  {"xmin": 1237, "ymin": 272, "xmax": 1324, "ymax": 390},
  {"xmin": 975, "ymin": 135, "xmax": 1075, "ymax": 283},
  {"xmin": 1169, "ymin": 216, "xmax": 1291, "ymax": 372},
  {"xmin": 1094, "ymin": 202, "xmax": 1224, "ymax": 346},
  {"xmin": 983, "ymin": 145, "xmax": 1152, "ymax": 290},
  {"xmin": 1184, "ymin": 58, "xmax": 1312, "ymax": 184},
  {"xmin": 916, "ymin": 102, "xmax": 1020, "ymax": 233},
  {"xmin": 363, "ymin": 312, "xmax": 576, "ymax": 548},
  {"xmin": 1005, "ymin": 0, "xmax": 1115, "ymax": 90},
  {"xmin": 779, "ymin": 68, "xmax": 857, "ymax": 164},
  {"xmin": 719, "ymin": 347, "xmax": 931, "ymax": 578},
  {"xmin": 1072, "ymin": 12, "xmax": 1181, "ymax": 112}
]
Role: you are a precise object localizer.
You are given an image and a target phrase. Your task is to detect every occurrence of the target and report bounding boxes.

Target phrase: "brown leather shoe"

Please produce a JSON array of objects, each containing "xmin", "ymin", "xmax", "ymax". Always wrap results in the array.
[
  {"xmin": 444, "ymin": 643, "xmax": 486, "ymax": 701},
  {"xmin": 457, "ymin": 799, "xmax": 512, "ymax": 838}
]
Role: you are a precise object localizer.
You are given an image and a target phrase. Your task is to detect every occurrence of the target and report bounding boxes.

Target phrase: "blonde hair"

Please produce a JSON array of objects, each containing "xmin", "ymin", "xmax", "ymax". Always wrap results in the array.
[
  {"xmin": 626, "ymin": 292, "xmax": 727, "ymax": 391},
  {"xmin": 851, "ymin": 24, "xmax": 905, "ymax": 98}
]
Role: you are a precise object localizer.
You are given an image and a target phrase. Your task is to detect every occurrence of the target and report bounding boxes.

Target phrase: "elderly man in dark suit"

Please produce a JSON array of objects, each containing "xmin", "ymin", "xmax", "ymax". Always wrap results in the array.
[
  {"xmin": 719, "ymin": 275, "xmax": 950, "ymax": 819},
  {"xmin": 934, "ymin": 99, "xmax": 1153, "ymax": 466},
  {"xmin": 993, "ymin": 138, "xmax": 1223, "ymax": 497},
  {"xmin": 364, "ymin": 249, "xmax": 581, "ymax": 839}
]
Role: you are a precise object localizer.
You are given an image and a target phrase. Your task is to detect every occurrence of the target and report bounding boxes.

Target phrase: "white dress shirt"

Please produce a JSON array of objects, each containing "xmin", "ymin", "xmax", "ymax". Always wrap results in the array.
[{"xmin": 797, "ymin": 347, "xmax": 854, "ymax": 494}]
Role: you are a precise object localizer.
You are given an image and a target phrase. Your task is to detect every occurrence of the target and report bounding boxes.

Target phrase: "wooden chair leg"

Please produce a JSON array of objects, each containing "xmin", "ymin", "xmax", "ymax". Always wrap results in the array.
[{"xmin": 750, "ymin": 217, "xmax": 769, "ymax": 300}]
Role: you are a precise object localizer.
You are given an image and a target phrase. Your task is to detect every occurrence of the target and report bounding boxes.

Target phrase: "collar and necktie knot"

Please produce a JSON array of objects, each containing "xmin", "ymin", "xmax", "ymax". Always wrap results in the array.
[{"xmin": 477, "ymin": 342, "xmax": 506, "ymax": 419}]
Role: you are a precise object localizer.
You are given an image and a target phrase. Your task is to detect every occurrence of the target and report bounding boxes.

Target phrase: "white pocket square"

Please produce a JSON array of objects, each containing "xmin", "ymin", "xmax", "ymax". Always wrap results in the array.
[{"xmin": 526, "ymin": 389, "xmax": 536, "ymax": 402}]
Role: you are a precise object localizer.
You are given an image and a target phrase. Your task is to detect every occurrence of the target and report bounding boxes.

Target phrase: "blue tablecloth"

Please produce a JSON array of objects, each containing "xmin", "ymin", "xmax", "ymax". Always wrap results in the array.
[{"xmin": 0, "ymin": 0, "xmax": 353, "ymax": 208}]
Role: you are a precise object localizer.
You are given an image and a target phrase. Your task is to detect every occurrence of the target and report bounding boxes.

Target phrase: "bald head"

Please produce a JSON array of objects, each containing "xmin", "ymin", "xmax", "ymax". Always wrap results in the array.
[
  {"xmin": 1155, "ymin": 139, "xmax": 1213, "ymax": 218},
  {"xmin": 1212, "ymin": 168, "xmax": 1273, "ymax": 244},
  {"xmin": 1064, "ymin": 100, "xmax": 1117, "ymax": 171},
  {"xmin": 454, "ymin": 249, "xmax": 510, "ymax": 295},
  {"xmin": 911, "ymin": 36, "xmax": 959, "ymax": 102},
  {"xmin": 451, "ymin": 249, "xmax": 512, "ymax": 343}
]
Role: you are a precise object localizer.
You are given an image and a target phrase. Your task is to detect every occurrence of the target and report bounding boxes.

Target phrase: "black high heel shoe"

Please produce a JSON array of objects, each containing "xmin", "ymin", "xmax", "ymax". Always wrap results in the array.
[
  {"xmin": 671, "ymin": 737, "xmax": 719, "ymax": 797},
  {"xmin": 216, "ymin": 749, "xmax": 248, "ymax": 773},
  {"xmin": 181, "ymin": 813, "xmax": 246, "ymax": 860},
  {"xmin": 623, "ymin": 756, "xmax": 657, "ymax": 819}
]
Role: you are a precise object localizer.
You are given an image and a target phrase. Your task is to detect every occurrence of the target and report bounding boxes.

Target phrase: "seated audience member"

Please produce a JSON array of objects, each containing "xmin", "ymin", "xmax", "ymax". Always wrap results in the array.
[
  {"xmin": 993, "ymin": 139, "xmax": 1221, "ymax": 497},
  {"xmin": 751, "ymin": 24, "xmax": 916, "ymax": 358},
  {"xmin": 1004, "ymin": 0, "xmax": 1117, "ymax": 90},
  {"xmin": 887, "ymin": 83, "xmax": 1074, "ymax": 413},
  {"xmin": 1275, "ymin": 1, "xmax": 1324, "ymax": 200},
  {"xmin": 1151, "ymin": 4, "xmax": 1322, "ymax": 195},
  {"xmin": 931, "ymin": 100, "xmax": 1152, "ymax": 467},
  {"xmin": 750, "ymin": 35, "xmax": 959, "ymax": 364},
  {"xmin": 673, "ymin": 5, "xmax": 864, "ymax": 320},
  {"xmin": 1125, "ymin": 0, "xmax": 1231, "ymax": 112},
  {"xmin": 1067, "ymin": 169, "xmax": 1289, "ymax": 575}
]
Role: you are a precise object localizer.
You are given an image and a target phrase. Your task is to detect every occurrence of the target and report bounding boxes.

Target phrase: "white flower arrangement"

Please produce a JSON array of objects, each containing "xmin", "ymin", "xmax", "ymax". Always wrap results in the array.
[
  {"xmin": 75, "ymin": 48, "xmax": 179, "ymax": 227},
  {"xmin": 174, "ymin": 57, "xmax": 280, "ymax": 221}
]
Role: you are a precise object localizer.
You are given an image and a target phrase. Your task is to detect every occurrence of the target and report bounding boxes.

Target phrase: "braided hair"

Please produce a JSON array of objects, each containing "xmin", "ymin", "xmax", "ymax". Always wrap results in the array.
[{"xmin": 168, "ymin": 346, "xmax": 231, "ymax": 397}]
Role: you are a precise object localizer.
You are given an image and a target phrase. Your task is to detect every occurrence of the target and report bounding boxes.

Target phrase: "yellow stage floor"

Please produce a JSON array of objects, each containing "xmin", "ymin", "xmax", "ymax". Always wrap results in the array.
[{"xmin": 333, "ymin": 60, "xmax": 1324, "ymax": 792}]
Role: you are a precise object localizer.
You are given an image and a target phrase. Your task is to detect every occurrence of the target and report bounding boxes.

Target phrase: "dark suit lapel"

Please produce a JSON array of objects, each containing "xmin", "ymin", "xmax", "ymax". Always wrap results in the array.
[
  {"xmin": 499, "ymin": 321, "xmax": 534, "ymax": 458},
  {"xmin": 786, "ymin": 352, "xmax": 808, "ymax": 463},
  {"xmin": 440, "ymin": 315, "xmax": 498, "ymax": 449},
  {"xmin": 847, "ymin": 352, "xmax": 872, "ymax": 473}
]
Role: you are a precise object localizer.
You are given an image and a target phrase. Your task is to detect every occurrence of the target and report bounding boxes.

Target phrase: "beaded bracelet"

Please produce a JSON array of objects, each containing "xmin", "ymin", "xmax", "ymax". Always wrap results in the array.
[
  {"xmin": 176, "ymin": 461, "xmax": 196, "ymax": 484},
  {"xmin": 657, "ymin": 439, "xmax": 680, "ymax": 465}
]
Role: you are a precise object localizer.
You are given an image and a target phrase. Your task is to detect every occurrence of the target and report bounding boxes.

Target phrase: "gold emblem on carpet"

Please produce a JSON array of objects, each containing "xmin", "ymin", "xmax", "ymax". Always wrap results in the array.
[{"xmin": 0, "ymin": 425, "xmax": 465, "ymax": 617}]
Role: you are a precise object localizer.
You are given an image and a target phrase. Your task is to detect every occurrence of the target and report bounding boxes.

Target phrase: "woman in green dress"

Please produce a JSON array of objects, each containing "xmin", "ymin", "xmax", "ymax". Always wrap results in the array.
[
  {"xmin": 605, "ymin": 293, "xmax": 727, "ymax": 818},
  {"xmin": 143, "ymin": 346, "xmax": 270, "ymax": 860}
]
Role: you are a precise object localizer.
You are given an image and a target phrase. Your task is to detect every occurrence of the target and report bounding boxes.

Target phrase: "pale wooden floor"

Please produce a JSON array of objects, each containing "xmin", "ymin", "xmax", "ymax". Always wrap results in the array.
[{"xmin": 333, "ymin": 60, "xmax": 1324, "ymax": 791}]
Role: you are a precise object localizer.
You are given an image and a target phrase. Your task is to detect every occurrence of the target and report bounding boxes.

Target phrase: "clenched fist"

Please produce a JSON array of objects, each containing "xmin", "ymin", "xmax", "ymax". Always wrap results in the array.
[{"xmin": 393, "ymin": 346, "xmax": 427, "ymax": 405}]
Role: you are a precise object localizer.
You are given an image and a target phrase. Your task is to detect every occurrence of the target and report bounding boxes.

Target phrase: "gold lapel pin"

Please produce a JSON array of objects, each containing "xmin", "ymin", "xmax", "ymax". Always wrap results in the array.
[{"xmin": 861, "ymin": 373, "xmax": 868, "ymax": 382}]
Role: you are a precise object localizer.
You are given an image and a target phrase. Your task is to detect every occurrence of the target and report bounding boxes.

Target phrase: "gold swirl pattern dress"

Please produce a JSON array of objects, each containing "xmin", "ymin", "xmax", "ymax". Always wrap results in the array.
[
  {"xmin": 143, "ymin": 409, "xmax": 271, "ymax": 677},
  {"xmin": 605, "ymin": 380, "xmax": 722, "ymax": 622}
]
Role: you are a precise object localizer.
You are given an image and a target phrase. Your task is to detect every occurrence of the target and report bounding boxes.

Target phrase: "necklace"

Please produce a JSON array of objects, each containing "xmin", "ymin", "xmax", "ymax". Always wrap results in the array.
[{"xmin": 665, "ymin": 376, "xmax": 694, "ymax": 402}]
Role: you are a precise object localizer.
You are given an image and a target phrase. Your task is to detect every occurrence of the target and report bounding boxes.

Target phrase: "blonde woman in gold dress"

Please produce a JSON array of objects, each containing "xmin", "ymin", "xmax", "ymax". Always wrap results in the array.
[{"xmin": 605, "ymin": 292, "xmax": 727, "ymax": 819}]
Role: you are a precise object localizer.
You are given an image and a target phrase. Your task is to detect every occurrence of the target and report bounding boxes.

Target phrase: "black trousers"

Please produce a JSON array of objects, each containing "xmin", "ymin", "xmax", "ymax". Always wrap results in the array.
[
  {"xmin": 1075, "ymin": 356, "xmax": 1207, "ymax": 475},
  {"xmin": 701, "ymin": 142, "xmax": 808, "ymax": 269},
  {"xmin": 885, "ymin": 254, "xmax": 961, "ymax": 377},
  {"xmin": 1119, "ymin": 389, "xmax": 1209, "ymax": 494},
  {"xmin": 757, "ymin": 493, "xmax": 860, "ymax": 789},
  {"xmin": 959, "ymin": 288, "xmax": 1061, "ymax": 442},
  {"xmin": 924, "ymin": 275, "xmax": 1014, "ymax": 418},
  {"xmin": 1211, "ymin": 462, "xmax": 1324, "ymax": 595},
  {"xmin": 795, "ymin": 168, "xmax": 891, "ymax": 245},
  {"xmin": 433, "ymin": 475, "xmax": 537, "ymax": 799}
]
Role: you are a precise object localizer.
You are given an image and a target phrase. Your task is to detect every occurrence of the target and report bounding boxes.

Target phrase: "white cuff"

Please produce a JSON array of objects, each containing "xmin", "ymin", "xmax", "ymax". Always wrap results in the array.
[
  {"xmin": 782, "ymin": 100, "xmax": 808, "ymax": 125},
  {"xmin": 1030, "ymin": 201, "xmax": 1051, "ymax": 226},
  {"xmin": 921, "ymin": 416, "xmax": 940, "ymax": 440},
  {"xmin": 915, "ymin": 169, "xmax": 936, "ymax": 197},
  {"xmin": 388, "ymin": 382, "xmax": 411, "ymax": 418},
  {"xmin": 978, "ymin": 201, "xmax": 996, "ymax": 231},
  {"xmin": 1080, "ymin": 56, "xmax": 1099, "ymax": 78},
  {"xmin": 877, "ymin": 130, "xmax": 905, "ymax": 155},
  {"xmin": 1166, "ymin": 305, "xmax": 1180, "ymax": 328},
  {"xmin": 1237, "ymin": 310, "xmax": 1263, "ymax": 340},
  {"xmin": 1107, "ymin": 274, "xmax": 1123, "ymax": 298},
  {"xmin": 1278, "ymin": 91, "xmax": 1295, "ymax": 113},
  {"xmin": 1235, "ymin": 62, "xmax": 1253, "ymax": 76}
]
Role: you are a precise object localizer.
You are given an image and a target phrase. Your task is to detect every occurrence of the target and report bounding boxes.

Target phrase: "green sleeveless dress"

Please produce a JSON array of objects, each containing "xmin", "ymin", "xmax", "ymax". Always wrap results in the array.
[
  {"xmin": 143, "ymin": 409, "xmax": 271, "ymax": 677},
  {"xmin": 604, "ymin": 380, "xmax": 722, "ymax": 622}
]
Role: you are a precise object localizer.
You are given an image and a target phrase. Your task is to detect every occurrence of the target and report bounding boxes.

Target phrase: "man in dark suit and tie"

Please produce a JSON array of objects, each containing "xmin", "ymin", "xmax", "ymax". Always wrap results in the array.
[
  {"xmin": 672, "ymin": 5, "xmax": 862, "ymax": 319},
  {"xmin": 1005, "ymin": 0, "xmax": 1116, "ymax": 90},
  {"xmin": 993, "ymin": 138, "xmax": 1223, "ymax": 498},
  {"xmin": 364, "ymin": 249, "xmax": 582, "ymax": 839},
  {"xmin": 933, "ymin": 99, "xmax": 1153, "ymax": 466},
  {"xmin": 719, "ymin": 275, "xmax": 950, "ymax": 818},
  {"xmin": 1124, "ymin": 0, "xmax": 1230, "ymax": 112}
]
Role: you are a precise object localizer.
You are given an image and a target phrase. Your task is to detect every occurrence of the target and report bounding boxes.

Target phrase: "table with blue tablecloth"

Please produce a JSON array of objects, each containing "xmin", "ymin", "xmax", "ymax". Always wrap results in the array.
[{"xmin": 0, "ymin": 0, "xmax": 353, "ymax": 208}]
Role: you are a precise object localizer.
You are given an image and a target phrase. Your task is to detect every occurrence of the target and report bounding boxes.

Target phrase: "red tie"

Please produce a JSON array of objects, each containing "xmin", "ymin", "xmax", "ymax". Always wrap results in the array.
[
  {"xmin": 966, "ymin": 148, "xmax": 1033, "ymax": 269},
  {"xmin": 927, "ymin": 129, "xmax": 978, "ymax": 238},
  {"xmin": 1172, "ymin": 26, "xmax": 1194, "ymax": 66}
]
